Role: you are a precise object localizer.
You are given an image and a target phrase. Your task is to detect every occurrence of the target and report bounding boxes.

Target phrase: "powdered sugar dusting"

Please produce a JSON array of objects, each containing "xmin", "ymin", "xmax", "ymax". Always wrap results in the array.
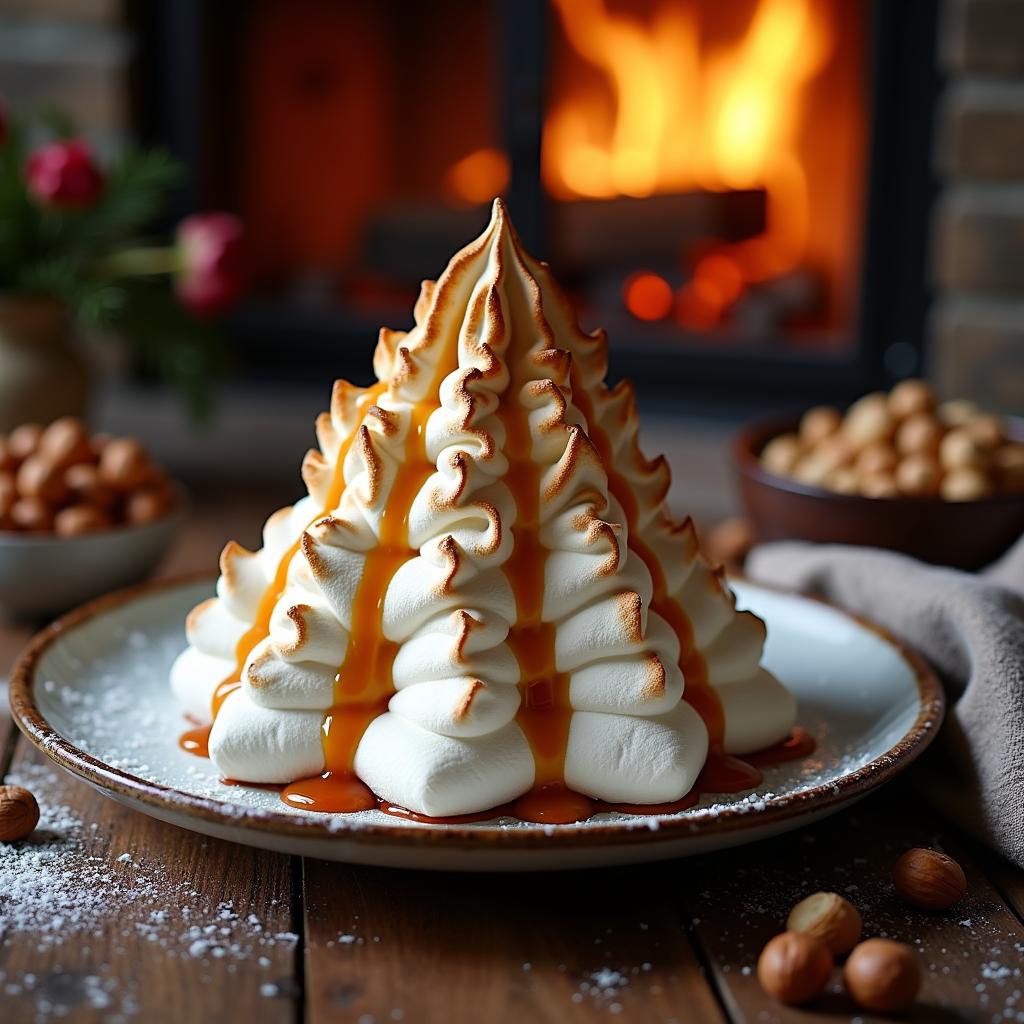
[
  {"xmin": 0, "ymin": 763, "xmax": 297, "ymax": 1020},
  {"xmin": 27, "ymin": 579, "xmax": 927, "ymax": 838}
]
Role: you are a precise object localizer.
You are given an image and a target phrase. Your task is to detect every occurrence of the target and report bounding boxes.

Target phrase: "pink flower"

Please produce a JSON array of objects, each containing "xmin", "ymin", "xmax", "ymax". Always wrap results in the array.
[
  {"xmin": 175, "ymin": 213, "xmax": 245, "ymax": 318},
  {"xmin": 25, "ymin": 139, "xmax": 105, "ymax": 209}
]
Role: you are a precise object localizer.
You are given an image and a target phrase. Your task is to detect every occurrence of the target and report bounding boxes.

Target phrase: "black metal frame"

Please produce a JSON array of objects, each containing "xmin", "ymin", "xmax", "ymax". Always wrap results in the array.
[{"xmin": 130, "ymin": 0, "xmax": 941, "ymax": 405}]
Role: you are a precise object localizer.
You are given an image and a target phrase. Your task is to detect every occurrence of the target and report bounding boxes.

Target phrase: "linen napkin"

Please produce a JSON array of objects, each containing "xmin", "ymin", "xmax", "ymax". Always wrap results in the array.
[{"xmin": 746, "ymin": 534, "xmax": 1024, "ymax": 868}]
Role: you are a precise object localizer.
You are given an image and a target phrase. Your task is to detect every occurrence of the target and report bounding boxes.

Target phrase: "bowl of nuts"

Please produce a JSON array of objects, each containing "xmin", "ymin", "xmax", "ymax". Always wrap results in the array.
[
  {"xmin": 0, "ymin": 418, "xmax": 184, "ymax": 616},
  {"xmin": 733, "ymin": 380, "xmax": 1024, "ymax": 570}
]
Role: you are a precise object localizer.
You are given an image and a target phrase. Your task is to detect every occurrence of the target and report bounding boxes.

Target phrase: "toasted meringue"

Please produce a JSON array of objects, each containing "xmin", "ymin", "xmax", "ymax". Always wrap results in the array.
[{"xmin": 171, "ymin": 200, "xmax": 797, "ymax": 819}]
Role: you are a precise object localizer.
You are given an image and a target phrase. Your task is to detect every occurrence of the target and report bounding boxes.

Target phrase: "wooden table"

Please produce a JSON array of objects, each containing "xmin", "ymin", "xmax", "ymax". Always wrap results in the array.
[{"xmin": 2, "ymin": 485, "xmax": 1022, "ymax": 1023}]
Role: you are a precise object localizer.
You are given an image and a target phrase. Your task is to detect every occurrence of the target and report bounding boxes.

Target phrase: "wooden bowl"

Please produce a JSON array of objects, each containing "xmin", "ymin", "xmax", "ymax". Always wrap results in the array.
[{"xmin": 733, "ymin": 417, "xmax": 1024, "ymax": 570}]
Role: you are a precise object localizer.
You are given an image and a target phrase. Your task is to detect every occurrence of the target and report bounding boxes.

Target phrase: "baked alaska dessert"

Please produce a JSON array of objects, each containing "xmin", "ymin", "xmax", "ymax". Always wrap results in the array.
[{"xmin": 171, "ymin": 199, "xmax": 801, "ymax": 824}]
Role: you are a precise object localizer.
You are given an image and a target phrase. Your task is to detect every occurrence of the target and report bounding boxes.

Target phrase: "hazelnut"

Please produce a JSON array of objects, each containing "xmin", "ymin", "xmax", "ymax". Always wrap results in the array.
[
  {"xmin": 799, "ymin": 406, "xmax": 842, "ymax": 446},
  {"xmin": 55, "ymin": 504, "xmax": 112, "ymax": 537},
  {"xmin": 761, "ymin": 433, "xmax": 803, "ymax": 476},
  {"xmin": 992, "ymin": 443, "xmax": 1024, "ymax": 494},
  {"xmin": 64, "ymin": 463, "xmax": 117, "ymax": 511},
  {"xmin": 825, "ymin": 467, "xmax": 860, "ymax": 495},
  {"xmin": 895, "ymin": 413, "xmax": 943, "ymax": 457},
  {"xmin": 859, "ymin": 471, "xmax": 899, "ymax": 499},
  {"xmin": 843, "ymin": 939, "xmax": 921, "ymax": 1013},
  {"xmin": 10, "ymin": 497, "xmax": 54, "ymax": 532},
  {"xmin": 757, "ymin": 932, "xmax": 833, "ymax": 1006},
  {"xmin": 855, "ymin": 442, "xmax": 898, "ymax": 477},
  {"xmin": 965, "ymin": 414, "xmax": 1004, "ymax": 450},
  {"xmin": 16, "ymin": 455, "xmax": 70, "ymax": 507},
  {"xmin": 895, "ymin": 454, "xmax": 942, "ymax": 497},
  {"xmin": 939, "ymin": 428, "xmax": 988, "ymax": 471},
  {"xmin": 39, "ymin": 417, "xmax": 93, "ymax": 468},
  {"xmin": 0, "ymin": 785, "xmax": 40, "ymax": 841},
  {"xmin": 7, "ymin": 422, "xmax": 43, "ymax": 462},
  {"xmin": 125, "ymin": 487, "xmax": 171, "ymax": 525},
  {"xmin": 786, "ymin": 891, "xmax": 862, "ymax": 955},
  {"xmin": 888, "ymin": 378, "xmax": 934, "ymax": 419},
  {"xmin": 99, "ymin": 438, "xmax": 152, "ymax": 491},
  {"xmin": 893, "ymin": 848, "xmax": 966, "ymax": 910},
  {"xmin": 941, "ymin": 466, "xmax": 992, "ymax": 502},
  {"xmin": 812, "ymin": 435, "xmax": 853, "ymax": 473},
  {"xmin": 791, "ymin": 456, "xmax": 833, "ymax": 488},
  {"xmin": 843, "ymin": 393, "xmax": 895, "ymax": 449},
  {"xmin": 937, "ymin": 398, "xmax": 977, "ymax": 427}
]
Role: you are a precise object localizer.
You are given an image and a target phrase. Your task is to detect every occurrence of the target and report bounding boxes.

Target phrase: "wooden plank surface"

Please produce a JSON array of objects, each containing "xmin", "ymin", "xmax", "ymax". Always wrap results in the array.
[
  {"xmin": 302, "ymin": 859, "xmax": 725, "ymax": 1024},
  {"xmin": 0, "ymin": 485, "xmax": 301, "ymax": 1022},
  {"xmin": 2, "ymin": 487, "xmax": 1023, "ymax": 1023},
  {"xmin": 685, "ymin": 784, "xmax": 1024, "ymax": 1024},
  {"xmin": 0, "ymin": 743, "xmax": 301, "ymax": 1023}
]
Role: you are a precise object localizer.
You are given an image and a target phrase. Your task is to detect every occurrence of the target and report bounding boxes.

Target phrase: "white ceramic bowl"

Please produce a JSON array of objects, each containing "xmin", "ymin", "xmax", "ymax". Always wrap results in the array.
[{"xmin": 0, "ymin": 492, "xmax": 185, "ymax": 617}]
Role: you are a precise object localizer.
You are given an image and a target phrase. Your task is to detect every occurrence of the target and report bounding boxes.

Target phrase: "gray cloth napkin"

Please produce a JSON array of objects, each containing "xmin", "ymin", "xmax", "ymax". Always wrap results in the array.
[{"xmin": 747, "ymin": 534, "xmax": 1024, "ymax": 868}]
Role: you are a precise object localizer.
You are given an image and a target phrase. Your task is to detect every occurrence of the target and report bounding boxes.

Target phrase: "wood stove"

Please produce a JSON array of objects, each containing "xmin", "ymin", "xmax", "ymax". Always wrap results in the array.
[{"xmin": 132, "ymin": 0, "xmax": 940, "ymax": 404}]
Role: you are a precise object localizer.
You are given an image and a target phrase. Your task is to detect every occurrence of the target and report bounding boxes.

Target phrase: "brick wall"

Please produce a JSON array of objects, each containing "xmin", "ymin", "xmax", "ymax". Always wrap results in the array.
[
  {"xmin": 929, "ymin": 0, "xmax": 1024, "ymax": 414},
  {"xmin": 0, "ymin": 0, "xmax": 130, "ymax": 159}
]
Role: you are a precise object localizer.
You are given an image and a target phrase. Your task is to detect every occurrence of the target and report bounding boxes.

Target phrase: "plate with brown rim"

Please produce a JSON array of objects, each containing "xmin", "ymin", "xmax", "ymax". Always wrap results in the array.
[{"xmin": 10, "ymin": 575, "xmax": 944, "ymax": 872}]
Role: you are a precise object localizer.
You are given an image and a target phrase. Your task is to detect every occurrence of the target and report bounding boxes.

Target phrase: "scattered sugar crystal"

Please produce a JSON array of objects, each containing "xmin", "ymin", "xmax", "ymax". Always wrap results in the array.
[{"xmin": 0, "ymin": 764, "xmax": 304, "ymax": 1020}]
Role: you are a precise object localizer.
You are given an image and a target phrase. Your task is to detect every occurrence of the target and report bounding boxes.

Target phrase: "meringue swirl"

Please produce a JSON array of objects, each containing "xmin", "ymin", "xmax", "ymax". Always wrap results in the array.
[{"xmin": 170, "ymin": 199, "xmax": 795, "ymax": 817}]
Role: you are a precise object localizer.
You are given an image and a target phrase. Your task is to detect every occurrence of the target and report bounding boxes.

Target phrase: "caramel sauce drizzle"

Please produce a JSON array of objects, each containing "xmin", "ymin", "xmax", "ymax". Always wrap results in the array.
[
  {"xmin": 179, "ymin": 381, "xmax": 387, "ymax": 755},
  {"xmin": 568, "ymin": 380, "xmax": 769, "ymax": 794},
  {"xmin": 500, "ymin": 387, "xmax": 596, "ymax": 825},
  {"xmin": 180, "ymin": 269, "xmax": 811, "ymax": 820},
  {"xmin": 281, "ymin": 398, "xmax": 437, "ymax": 812}
]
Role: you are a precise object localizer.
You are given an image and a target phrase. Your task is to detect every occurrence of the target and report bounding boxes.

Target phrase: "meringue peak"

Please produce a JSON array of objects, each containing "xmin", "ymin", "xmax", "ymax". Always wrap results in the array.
[{"xmin": 171, "ymin": 200, "xmax": 796, "ymax": 819}]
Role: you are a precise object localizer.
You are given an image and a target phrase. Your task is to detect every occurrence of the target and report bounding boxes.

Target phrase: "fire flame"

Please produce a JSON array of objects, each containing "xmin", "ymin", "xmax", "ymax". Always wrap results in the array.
[{"xmin": 544, "ymin": 0, "xmax": 833, "ymax": 325}]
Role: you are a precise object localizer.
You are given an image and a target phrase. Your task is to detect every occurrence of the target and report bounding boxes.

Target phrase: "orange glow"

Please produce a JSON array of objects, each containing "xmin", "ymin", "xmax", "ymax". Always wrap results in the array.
[
  {"xmin": 544, "ymin": 0, "xmax": 854, "ymax": 327},
  {"xmin": 623, "ymin": 271, "xmax": 674, "ymax": 321},
  {"xmin": 444, "ymin": 147, "xmax": 511, "ymax": 205},
  {"xmin": 676, "ymin": 277, "xmax": 726, "ymax": 330},
  {"xmin": 693, "ymin": 252, "xmax": 744, "ymax": 304}
]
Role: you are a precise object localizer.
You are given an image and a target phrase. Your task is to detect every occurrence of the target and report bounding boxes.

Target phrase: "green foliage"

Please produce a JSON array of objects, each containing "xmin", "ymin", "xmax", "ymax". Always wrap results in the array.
[{"xmin": 0, "ymin": 107, "xmax": 227, "ymax": 421}]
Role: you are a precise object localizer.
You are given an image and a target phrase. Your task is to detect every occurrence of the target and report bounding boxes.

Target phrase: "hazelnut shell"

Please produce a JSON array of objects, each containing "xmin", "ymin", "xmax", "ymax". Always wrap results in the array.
[
  {"xmin": 39, "ymin": 417, "xmax": 93, "ymax": 469},
  {"xmin": 892, "ymin": 848, "xmax": 967, "ymax": 910},
  {"xmin": 0, "ymin": 784, "xmax": 40, "ymax": 841},
  {"xmin": 99, "ymin": 438, "xmax": 153, "ymax": 491},
  {"xmin": 16, "ymin": 455, "xmax": 70, "ymax": 507},
  {"xmin": 844, "ymin": 938, "xmax": 921, "ymax": 1013},
  {"xmin": 55, "ymin": 504, "xmax": 113, "ymax": 537},
  {"xmin": 10, "ymin": 497, "xmax": 55, "ymax": 533},
  {"xmin": 757, "ymin": 932, "xmax": 833, "ymax": 1006},
  {"xmin": 786, "ymin": 891, "xmax": 862, "ymax": 955},
  {"xmin": 7, "ymin": 423, "xmax": 43, "ymax": 461},
  {"xmin": 799, "ymin": 406, "xmax": 842, "ymax": 446},
  {"xmin": 888, "ymin": 378, "xmax": 934, "ymax": 419}
]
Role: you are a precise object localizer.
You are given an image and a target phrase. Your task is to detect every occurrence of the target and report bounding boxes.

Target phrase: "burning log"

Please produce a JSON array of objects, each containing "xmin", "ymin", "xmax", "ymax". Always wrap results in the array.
[{"xmin": 552, "ymin": 191, "xmax": 766, "ymax": 273}]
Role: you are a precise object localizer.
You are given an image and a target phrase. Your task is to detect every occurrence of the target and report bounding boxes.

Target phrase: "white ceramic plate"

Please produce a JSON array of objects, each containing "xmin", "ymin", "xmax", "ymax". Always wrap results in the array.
[{"xmin": 11, "ymin": 576, "xmax": 943, "ymax": 872}]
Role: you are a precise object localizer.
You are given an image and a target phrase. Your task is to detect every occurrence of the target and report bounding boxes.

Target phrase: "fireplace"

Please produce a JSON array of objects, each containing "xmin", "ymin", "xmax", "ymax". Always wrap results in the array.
[{"xmin": 133, "ymin": 0, "xmax": 940, "ymax": 403}]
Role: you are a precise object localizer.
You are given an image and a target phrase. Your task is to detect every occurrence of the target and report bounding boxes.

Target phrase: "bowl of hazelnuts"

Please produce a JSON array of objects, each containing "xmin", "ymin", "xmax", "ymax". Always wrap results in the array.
[
  {"xmin": 733, "ymin": 380, "xmax": 1024, "ymax": 570},
  {"xmin": 0, "ymin": 417, "xmax": 183, "ymax": 616}
]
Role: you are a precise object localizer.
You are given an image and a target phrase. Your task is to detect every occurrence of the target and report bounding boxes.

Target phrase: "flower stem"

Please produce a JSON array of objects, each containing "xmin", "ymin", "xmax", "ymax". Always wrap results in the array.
[{"xmin": 95, "ymin": 246, "xmax": 180, "ymax": 278}]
